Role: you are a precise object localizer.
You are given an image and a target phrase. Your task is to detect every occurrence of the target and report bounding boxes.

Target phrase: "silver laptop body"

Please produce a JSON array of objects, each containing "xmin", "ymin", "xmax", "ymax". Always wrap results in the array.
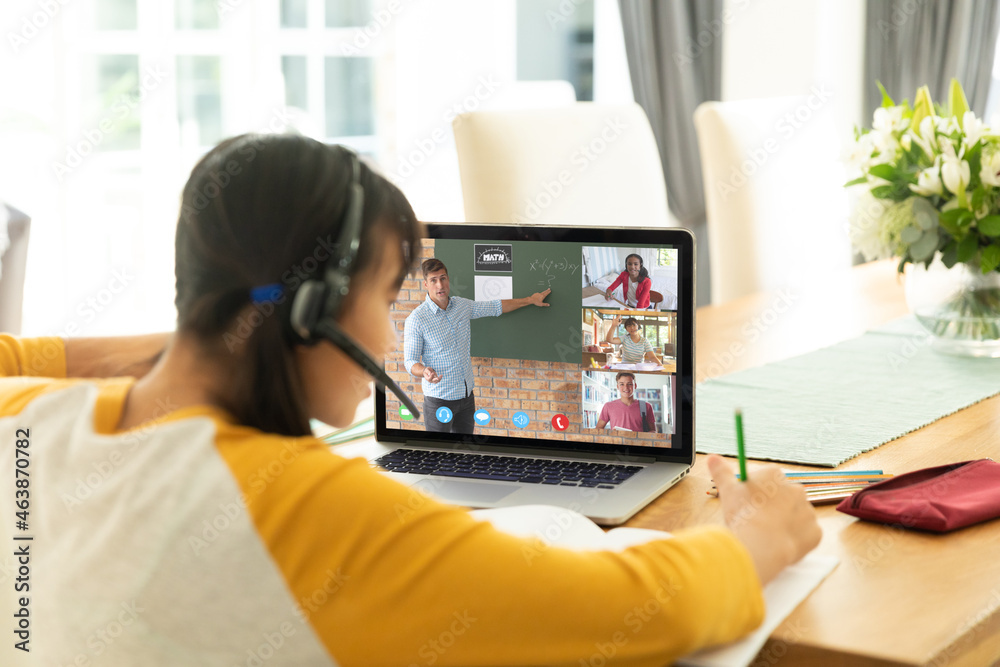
[{"xmin": 356, "ymin": 224, "xmax": 695, "ymax": 526}]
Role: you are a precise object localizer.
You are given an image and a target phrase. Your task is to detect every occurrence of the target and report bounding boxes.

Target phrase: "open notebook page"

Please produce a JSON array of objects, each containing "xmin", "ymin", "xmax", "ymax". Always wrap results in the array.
[{"xmin": 469, "ymin": 505, "xmax": 837, "ymax": 667}]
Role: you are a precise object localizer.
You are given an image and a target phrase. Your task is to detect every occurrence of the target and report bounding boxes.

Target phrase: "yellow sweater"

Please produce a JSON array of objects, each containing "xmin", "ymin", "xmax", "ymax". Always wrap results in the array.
[{"xmin": 0, "ymin": 335, "xmax": 764, "ymax": 666}]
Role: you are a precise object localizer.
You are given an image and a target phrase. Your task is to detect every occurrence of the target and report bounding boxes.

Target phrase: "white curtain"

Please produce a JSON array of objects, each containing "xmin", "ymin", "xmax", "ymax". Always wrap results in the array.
[{"xmin": 637, "ymin": 247, "xmax": 657, "ymax": 275}]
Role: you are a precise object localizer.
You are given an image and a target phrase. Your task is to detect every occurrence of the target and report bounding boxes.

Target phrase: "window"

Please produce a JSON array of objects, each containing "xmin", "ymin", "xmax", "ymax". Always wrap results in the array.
[
  {"xmin": 516, "ymin": 0, "xmax": 595, "ymax": 100},
  {"xmin": 16, "ymin": 1, "xmax": 631, "ymax": 336},
  {"xmin": 33, "ymin": 0, "xmax": 384, "ymax": 335},
  {"xmin": 657, "ymin": 248, "xmax": 677, "ymax": 266}
]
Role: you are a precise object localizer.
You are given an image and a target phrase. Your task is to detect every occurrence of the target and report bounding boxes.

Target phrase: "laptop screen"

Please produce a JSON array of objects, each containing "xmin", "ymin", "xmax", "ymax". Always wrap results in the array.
[{"xmin": 376, "ymin": 224, "xmax": 694, "ymax": 462}]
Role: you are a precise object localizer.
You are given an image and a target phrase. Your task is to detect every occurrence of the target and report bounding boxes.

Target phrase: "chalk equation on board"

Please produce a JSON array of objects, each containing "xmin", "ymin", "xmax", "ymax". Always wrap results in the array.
[{"xmin": 529, "ymin": 257, "xmax": 581, "ymax": 288}]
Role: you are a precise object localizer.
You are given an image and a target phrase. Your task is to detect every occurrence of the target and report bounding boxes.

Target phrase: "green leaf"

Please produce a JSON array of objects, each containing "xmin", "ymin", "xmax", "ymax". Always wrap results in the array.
[
  {"xmin": 911, "ymin": 85, "xmax": 935, "ymax": 133},
  {"xmin": 940, "ymin": 208, "xmax": 968, "ymax": 224},
  {"xmin": 871, "ymin": 184, "xmax": 911, "ymax": 202},
  {"xmin": 868, "ymin": 163, "xmax": 898, "ymax": 181},
  {"xmin": 971, "ymin": 186, "xmax": 987, "ymax": 213},
  {"xmin": 982, "ymin": 245, "xmax": 1000, "ymax": 273},
  {"xmin": 939, "ymin": 208, "xmax": 974, "ymax": 236},
  {"xmin": 900, "ymin": 225, "xmax": 923, "ymax": 244},
  {"xmin": 909, "ymin": 229, "xmax": 939, "ymax": 261},
  {"xmin": 844, "ymin": 175, "xmax": 868, "ymax": 187},
  {"xmin": 914, "ymin": 204, "xmax": 937, "ymax": 230},
  {"xmin": 957, "ymin": 233, "xmax": 979, "ymax": 262},
  {"xmin": 941, "ymin": 241, "xmax": 959, "ymax": 268},
  {"xmin": 877, "ymin": 81, "xmax": 895, "ymax": 108},
  {"xmin": 948, "ymin": 78, "xmax": 970, "ymax": 128},
  {"xmin": 978, "ymin": 215, "xmax": 1000, "ymax": 237}
]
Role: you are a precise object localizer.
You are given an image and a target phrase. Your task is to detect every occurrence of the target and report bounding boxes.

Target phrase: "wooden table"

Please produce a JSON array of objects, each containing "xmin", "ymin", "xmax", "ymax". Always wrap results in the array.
[{"xmin": 627, "ymin": 260, "xmax": 1000, "ymax": 666}]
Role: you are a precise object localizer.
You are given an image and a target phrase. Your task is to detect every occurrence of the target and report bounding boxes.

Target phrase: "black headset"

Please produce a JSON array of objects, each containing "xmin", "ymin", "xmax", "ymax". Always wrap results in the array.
[{"xmin": 288, "ymin": 149, "xmax": 421, "ymax": 419}]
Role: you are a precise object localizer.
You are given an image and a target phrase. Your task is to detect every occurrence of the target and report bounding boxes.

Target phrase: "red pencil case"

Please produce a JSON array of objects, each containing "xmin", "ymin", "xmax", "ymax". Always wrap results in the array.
[{"xmin": 836, "ymin": 459, "xmax": 1000, "ymax": 533}]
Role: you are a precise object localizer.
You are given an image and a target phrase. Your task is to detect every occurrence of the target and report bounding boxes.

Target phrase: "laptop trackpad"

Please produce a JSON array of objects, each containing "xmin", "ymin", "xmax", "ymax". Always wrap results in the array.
[{"xmin": 413, "ymin": 479, "xmax": 519, "ymax": 505}]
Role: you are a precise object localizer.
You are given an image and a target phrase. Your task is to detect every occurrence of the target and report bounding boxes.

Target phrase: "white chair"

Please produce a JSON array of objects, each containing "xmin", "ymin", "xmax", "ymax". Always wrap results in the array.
[
  {"xmin": 693, "ymin": 97, "xmax": 853, "ymax": 304},
  {"xmin": 452, "ymin": 103, "xmax": 669, "ymax": 227},
  {"xmin": 0, "ymin": 204, "xmax": 30, "ymax": 334}
]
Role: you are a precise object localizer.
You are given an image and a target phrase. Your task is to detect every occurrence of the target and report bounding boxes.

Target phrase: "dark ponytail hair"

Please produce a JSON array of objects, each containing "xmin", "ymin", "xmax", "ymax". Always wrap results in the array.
[
  {"xmin": 174, "ymin": 133, "xmax": 420, "ymax": 436},
  {"xmin": 625, "ymin": 253, "xmax": 649, "ymax": 283}
]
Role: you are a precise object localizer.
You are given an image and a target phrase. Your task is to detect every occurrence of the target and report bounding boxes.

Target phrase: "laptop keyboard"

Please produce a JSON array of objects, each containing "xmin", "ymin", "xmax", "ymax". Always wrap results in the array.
[{"xmin": 374, "ymin": 449, "xmax": 643, "ymax": 489}]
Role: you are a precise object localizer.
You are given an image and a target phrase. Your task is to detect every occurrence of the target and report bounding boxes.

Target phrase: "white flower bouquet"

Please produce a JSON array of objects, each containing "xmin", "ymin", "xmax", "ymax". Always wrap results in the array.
[
  {"xmin": 847, "ymin": 79, "xmax": 1000, "ymax": 270},
  {"xmin": 846, "ymin": 79, "xmax": 1000, "ymax": 344}
]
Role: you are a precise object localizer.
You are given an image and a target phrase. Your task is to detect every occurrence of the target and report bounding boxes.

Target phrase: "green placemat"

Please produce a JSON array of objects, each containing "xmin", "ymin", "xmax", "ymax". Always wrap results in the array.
[{"xmin": 695, "ymin": 316, "xmax": 1000, "ymax": 467}]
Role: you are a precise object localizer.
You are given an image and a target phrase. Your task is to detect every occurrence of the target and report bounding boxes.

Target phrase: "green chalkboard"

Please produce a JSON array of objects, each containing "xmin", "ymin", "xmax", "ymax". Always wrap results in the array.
[{"xmin": 434, "ymin": 239, "xmax": 583, "ymax": 363}]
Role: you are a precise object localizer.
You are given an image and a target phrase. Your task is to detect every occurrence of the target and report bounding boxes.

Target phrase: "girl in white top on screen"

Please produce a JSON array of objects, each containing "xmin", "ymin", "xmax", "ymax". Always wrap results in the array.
[
  {"xmin": 605, "ymin": 253, "xmax": 652, "ymax": 308},
  {"xmin": 604, "ymin": 314, "xmax": 662, "ymax": 364}
]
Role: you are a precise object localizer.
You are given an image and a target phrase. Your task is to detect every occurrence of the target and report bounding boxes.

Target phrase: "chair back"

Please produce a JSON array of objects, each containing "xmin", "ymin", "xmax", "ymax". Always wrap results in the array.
[
  {"xmin": 453, "ymin": 103, "xmax": 669, "ymax": 227},
  {"xmin": 693, "ymin": 97, "xmax": 852, "ymax": 304},
  {"xmin": 0, "ymin": 204, "xmax": 30, "ymax": 334},
  {"xmin": 648, "ymin": 290, "xmax": 663, "ymax": 309}
]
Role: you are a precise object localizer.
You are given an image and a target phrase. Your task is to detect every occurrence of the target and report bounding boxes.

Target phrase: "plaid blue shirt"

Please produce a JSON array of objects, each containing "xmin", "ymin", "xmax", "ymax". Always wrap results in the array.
[{"xmin": 403, "ymin": 295, "xmax": 503, "ymax": 400}]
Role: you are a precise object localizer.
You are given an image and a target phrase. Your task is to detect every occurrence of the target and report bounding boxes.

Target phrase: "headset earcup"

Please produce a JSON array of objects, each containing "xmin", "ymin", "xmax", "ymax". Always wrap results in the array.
[{"xmin": 290, "ymin": 280, "xmax": 327, "ymax": 341}]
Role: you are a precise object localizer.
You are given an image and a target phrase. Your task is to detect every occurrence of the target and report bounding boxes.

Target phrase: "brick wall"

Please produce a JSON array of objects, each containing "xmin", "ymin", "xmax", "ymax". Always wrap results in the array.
[{"xmin": 384, "ymin": 240, "xmax": 669, "ymax": 447}]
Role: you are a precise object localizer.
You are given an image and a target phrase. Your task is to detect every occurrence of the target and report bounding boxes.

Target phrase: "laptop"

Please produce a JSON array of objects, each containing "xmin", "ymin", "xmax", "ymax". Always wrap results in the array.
[{"xmin": 354, "ymin": 223, "xmax": 695, "ymax": 525}]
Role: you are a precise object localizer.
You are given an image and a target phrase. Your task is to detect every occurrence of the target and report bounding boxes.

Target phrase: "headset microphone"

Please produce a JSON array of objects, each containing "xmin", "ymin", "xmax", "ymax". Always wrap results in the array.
[
  {"xmin": 315, "ymin": 319, "xmax": 421, "ymax": 419},
  {"xmin": 288, "ymin": 147, "xmax": 421, "ymax": 420}
]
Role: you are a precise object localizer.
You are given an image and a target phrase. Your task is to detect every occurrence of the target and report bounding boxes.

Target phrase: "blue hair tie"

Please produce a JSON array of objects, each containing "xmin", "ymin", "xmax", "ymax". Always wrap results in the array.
[{"xmin": 250, "ymin": 283, "xmax": 284, "ymax": 304}]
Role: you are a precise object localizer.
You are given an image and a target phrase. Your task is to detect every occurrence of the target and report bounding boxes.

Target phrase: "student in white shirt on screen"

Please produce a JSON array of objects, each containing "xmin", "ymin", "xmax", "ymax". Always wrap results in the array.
[
  {"xmin": 605, "ymin": 253, "xmax": 652, "ymax": 308},
  {"xmin": 605, "ymin": 314, "xmax": 662, "ymax": 364}
]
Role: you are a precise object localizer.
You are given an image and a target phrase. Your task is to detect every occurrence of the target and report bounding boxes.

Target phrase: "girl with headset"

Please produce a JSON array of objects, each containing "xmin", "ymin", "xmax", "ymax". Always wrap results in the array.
[
  {"xmin": 0, "ymin": 133, "xmax": 819, "ymax": 666},
  {"xmin": 606, "ymin": 252, "xmax": 652, "ymax": 309}
]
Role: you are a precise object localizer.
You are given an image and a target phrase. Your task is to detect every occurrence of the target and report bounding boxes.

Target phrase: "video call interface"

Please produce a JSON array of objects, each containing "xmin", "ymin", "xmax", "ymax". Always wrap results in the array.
[{"xmin": 383, "ymin": 239, "xmax": 682, "ymax": 449}]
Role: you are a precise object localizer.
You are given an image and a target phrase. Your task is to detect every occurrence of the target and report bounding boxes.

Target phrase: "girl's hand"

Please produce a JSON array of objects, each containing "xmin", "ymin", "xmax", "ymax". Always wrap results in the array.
[{"xmin": 707, "ymin": 455, "xmax": 822, "ymax": 585}]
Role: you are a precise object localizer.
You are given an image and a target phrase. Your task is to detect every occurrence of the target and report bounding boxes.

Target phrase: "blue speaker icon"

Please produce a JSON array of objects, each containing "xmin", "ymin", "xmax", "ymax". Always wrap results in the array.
[{"xmin": 512, "ymin": 411, "xmax": 530, "ymax": 429}]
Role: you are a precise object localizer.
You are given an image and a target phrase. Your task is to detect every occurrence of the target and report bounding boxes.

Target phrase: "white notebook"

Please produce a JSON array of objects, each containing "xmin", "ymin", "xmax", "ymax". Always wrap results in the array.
[{"xmin": 470, "ymin": 505, "xmax": 838, "ymax": 667}]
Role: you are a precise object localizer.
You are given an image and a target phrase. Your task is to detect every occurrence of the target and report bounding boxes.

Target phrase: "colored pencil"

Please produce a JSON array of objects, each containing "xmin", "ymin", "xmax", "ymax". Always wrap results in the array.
[{"xmin": 735, "ymin": 409, "xmax": 747, "ymax": 482}]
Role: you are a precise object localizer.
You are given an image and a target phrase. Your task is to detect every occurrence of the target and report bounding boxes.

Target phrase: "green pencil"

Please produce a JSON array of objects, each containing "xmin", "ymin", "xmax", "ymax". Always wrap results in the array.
[{"xmin": 735, "ymin": 409, "xmax": 748, "ymax": 481}]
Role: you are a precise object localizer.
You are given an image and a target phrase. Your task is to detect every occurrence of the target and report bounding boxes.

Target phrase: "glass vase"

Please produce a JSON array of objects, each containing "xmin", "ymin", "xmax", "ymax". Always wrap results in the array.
[{"xmin": 904, "ymin": 258, "xmax": 1000, "ymax": 357}]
